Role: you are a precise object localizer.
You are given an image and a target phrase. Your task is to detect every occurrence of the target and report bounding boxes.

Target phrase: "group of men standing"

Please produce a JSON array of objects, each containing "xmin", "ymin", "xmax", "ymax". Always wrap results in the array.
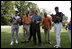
[{"xmin": 9, "ymin": 7, "xmax": 71, "ymax": 48}]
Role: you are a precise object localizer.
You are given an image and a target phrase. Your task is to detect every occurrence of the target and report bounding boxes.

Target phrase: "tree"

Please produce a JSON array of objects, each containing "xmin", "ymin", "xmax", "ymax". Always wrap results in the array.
[
  {"xmin": 1, "ymin": 1, "xmax": 14, "ymax": 25},
  {"xmin": 62, "ymin": 15, "xmax": 68, "ymax": 26}
]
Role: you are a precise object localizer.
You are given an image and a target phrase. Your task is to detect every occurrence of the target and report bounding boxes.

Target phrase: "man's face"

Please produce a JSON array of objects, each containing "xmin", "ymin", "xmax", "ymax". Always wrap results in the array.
[
  {"xmin": 26, "ymin": 12, "xmax": 28, "ymax": 15},
  {"xmin": 44, "ymin": 13, "xmax": 47, "ymax": 17},
  {"xmin": 55, "ymin": 9, "xmax": 59, "ymax": 13},
  {"xmin": 15, "ymin": 12, "xmax": 18, "ymax": 16},
  {"xmin": 34, "ymin": 10, "xmax": 38, "ymax": 15},
  {"xmin": 32, "ymin": 11, "xmax": 34, "ymax": 15}
]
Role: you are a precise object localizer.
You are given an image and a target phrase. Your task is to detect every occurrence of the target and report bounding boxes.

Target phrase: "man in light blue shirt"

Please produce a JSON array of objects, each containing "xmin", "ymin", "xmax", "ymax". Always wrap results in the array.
[{"xmin": 31, "ymin": 10, "xmax": 42, "ymax": 45}]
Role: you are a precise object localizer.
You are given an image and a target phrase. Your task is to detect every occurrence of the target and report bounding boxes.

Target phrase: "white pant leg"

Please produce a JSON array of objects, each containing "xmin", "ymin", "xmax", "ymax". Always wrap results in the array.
[
  {"xmin": 11, "ymin": 25, "xmax": 15, "ymax": 42},
  {"xmin": 15, "ymin": 25, "xmax": 19, "ymax": 41},
  {"xmin": 54, "ymin": 23, "xmax": 57, "ymax": 44},
  {"xmin": 68, "ymin": 29, "xmax": 71, "ymax": 41},
  {"xmin": 54, "ymin": 24, "xmax": 57, "ymax": 36},
  {"xmin": 56, "ymin": 23, "xmax": 62, "ymax": 46},
  {"xmin": 54, "ymin": 23, "xmax": 62, "ymax": 47}
]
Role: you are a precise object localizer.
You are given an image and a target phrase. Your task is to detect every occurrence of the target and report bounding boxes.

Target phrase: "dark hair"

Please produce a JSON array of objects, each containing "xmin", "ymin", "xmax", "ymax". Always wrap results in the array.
[
  {"xmin": 55, "ymin": 7, "xmax": 59, "ymax": 9},
  {"xmin": 32, "ymin": 10, "xmax": 34, "ymax": 13},
  {"xmin": 15, "ymin": 11, "xmax": 19, "ymax": 13},
  {"xmin": 26, "ymin": 10, "xmax": 29, "ymax": 14},
  {"xmin": 34, "ymin": 10, "xmax": 38, "ymax": 12}
]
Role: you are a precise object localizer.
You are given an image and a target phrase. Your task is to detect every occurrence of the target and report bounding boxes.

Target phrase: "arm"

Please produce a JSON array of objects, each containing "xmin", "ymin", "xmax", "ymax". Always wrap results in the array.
[
  {"xmin": 9, "ymin": 16, "xmax": 14, "ymax": 22},
  {"xmin": 17, "ymin": 18, "xmax": 21, "ymax": 23},
  {"xmin": 22, "ymin": 16, "xmax": 25, "ymax": 25},
  {"xmin": 56, "ymin": 12, "xmax": 64, "ymax": 20},
  {"xmin": 65, "ymin": 22, "xmax": 70, "ymax": 30},
  {"xmin": 49, "ymin": 17, "xmax": 52, "ymax": 29},
  {"xmin": 28, "ymin": 16, "xmax": 31, "ymax": 24},
  {"xmin": 36, "ymin": 16, "xmax": 42, "ymax": 24},
  {"xmin": 42, "ymin": 18, "xmax": 45, "ymax": 29}
]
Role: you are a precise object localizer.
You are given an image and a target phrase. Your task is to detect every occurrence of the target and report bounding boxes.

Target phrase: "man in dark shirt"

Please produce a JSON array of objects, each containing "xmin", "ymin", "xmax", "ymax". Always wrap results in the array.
[{"xmin": 51, "ymin": 7, "xmax": 64, "ymax": 48}]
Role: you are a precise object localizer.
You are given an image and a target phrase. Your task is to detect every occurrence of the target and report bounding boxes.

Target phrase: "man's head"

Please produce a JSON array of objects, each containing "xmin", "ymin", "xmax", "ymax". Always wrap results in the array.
[
  {"xmin": 25, "ymin": 10, "xmax": 29, "ymax": 16},
  {"xmin": 15, "ymin": 11, "xmax": 19, "ymax": 16},
  {"xmin": 34, "ymin": 10, "xmax": 38, "ymax": 15},
  {"xmin": 32, "ymin": 10, "xmax": 34, "ymax": 15},
  {"xmin": 55, "ymin": 7, "xmax": 59, "ymax": 13},
  {"xmin": 44, "ymin": 12, "xmax": 47, "ymax": 17}
]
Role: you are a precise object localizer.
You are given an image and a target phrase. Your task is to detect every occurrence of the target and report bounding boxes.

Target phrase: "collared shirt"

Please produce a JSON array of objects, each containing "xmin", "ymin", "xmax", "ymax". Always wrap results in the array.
[
  {"xmin": 32, "ymin": 15, "xmax": 42, "ymax": 22},
  {"xmin": 55, "ymin": 12, "xmax": 63, "ymax": 23},
  {"xmin": 68, "ymin": 21, "xmax": 71, "ymax": 30},
  {"xmin": 22, "ymin": 16, "xmax": 31, "ymax": 24},
  {"xmin": 42, "ymin": 16, "xmax": 51, "ymax": 29}
]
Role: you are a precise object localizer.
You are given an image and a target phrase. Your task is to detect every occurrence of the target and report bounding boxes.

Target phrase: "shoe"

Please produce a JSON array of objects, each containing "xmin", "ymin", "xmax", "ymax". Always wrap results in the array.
[
  {"xmin": 54, "ymin": 45, "xmax": 60, "ymax": 48},
  {"xmin": 55, "ymin": 46, "xmax": 60, "ymax": 48},
  {"xmin": 54, "ymin": 45, "xmax": 57, "ymax": 47},
  {"xmin": 15, "ymin": 40, "xmax": 18, "ymax": 44},
  {"xmin": 10, "ymin": 41, "xmax": 13, "ymax": 45}
]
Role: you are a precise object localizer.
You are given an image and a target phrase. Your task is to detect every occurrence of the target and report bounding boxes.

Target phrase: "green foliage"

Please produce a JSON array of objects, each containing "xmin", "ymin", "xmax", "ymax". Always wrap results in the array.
[
  {"xmin": 1, "ymin": 1, "xmax": 15, "ymax": 25},
  {"xmin": 62, "ymin": 15, "xmax": 68, "ymax": 26},
  {"xmin": 1, "ymin": 1, "xmax": 39, "ymax": 25}
]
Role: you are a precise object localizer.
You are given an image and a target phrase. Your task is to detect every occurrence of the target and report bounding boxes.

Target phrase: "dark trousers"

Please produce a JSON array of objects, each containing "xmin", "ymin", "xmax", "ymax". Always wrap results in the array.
[
  {"xmin": 32, "ymin": 23, "xmax": 42, "ymax": 44},
  {"xmin": 28, "ymin": 23, "xmax": 33, "ymax": 41}
]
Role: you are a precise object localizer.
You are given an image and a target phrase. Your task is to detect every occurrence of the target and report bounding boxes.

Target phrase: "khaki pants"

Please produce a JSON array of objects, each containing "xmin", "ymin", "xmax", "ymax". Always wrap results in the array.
[
  {"xmin": 22, "ymin": 24, "xmax": 30, "ymax": 42},
  {"xmin": 44, "ymin": 29, "xmax": 50, "ymax": 42},
  {"xmin": 68, "ymin": 29, "xmax": 71, "ymax": 41}
]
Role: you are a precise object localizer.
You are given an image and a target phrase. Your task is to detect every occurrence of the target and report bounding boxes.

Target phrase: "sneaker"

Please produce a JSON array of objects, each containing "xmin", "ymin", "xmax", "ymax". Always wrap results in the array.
[
  {"xmin": 15, "ymin": 40, "xmax": 18, "ymax": 44},
  {"xmin": 55, "ymin": 46, "xmax": 60, "ymax": 48},
  {"xmin": 54, "ymin": 45, "xmax": 57, "ymax": 47},
  {"xmin": 54, "ymin": 45, "xmax": 60, "ymax": 48},
  {"xmin": 10, "ymin": 41, "xmax": 13, "ymax": 45}
]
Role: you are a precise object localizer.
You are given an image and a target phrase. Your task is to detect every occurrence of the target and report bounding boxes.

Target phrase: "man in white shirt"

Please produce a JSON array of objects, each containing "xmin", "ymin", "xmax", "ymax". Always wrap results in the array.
[{"xmin": 9, "ymin": 11, "xmax": 21, "ymax": 45}]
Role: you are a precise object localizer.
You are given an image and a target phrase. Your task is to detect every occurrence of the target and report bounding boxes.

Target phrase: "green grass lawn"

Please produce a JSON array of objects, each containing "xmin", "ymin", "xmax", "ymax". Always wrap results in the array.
[{"xmin": 1, "ymin": 26, "xmax": 71, "ymax": 48}]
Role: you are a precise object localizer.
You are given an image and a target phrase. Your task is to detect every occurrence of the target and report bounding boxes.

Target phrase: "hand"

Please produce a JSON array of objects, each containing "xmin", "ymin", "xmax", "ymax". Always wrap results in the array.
[
  {"xmin": 50, "ymin": 14, "xmax": 54, "ymax": 16},
  {"xmin": 32, "ymin": 20, "xmax": 34, "ymax": 23},
  {"xmin": 26, "ymin": 22, "xmax": 30, "ymax": 24},
  {"xmin": 50, "ymin": 26, "xmax": 52, "ymax": 30},
  {"xmin": 13, "ymin": 17, "xmax": 16, "ymax": 20},
  {"xmin": 17, "ymin": 19, "xmax": 20, "ymax": 23},
  {"xmin": 36, "ymin": 21, "xmax": 40, "ymax": 24},
  {"xmin": 56, "ymin": 16, "xmax": 61, "ymax": 20},
  {"xmin": 65, "ymin": 27, "xmax": 67, "ymax": 30}
]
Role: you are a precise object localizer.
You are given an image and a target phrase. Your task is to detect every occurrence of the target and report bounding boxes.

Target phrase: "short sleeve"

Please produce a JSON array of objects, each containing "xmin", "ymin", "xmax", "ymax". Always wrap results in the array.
[{"xmin": 39, "ymin": 15, "xmax": 42, "ymax": 21}]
